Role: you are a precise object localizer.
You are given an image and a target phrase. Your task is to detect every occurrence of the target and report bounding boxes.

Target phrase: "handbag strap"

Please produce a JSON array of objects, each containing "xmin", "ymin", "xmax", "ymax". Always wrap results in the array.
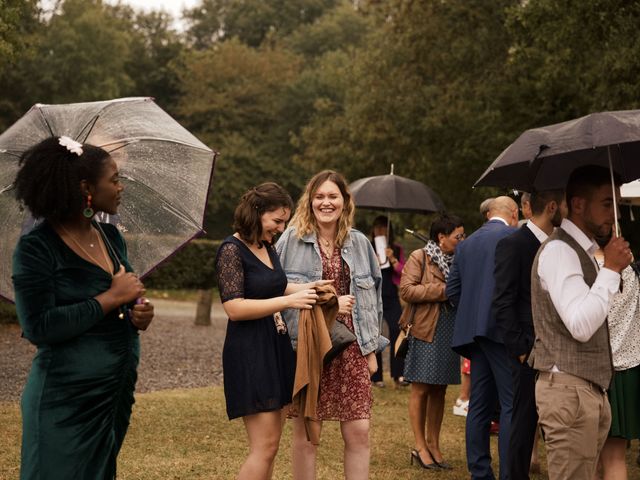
[{"xmin": 406, "ymin": 250, "xmax": 427, "ymax": 328}]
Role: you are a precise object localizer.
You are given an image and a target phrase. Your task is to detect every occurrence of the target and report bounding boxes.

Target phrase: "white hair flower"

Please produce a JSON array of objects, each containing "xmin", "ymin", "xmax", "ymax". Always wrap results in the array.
[{"xmin": 59, "ymin": 136, "xmax": 83, "ymax": 156}]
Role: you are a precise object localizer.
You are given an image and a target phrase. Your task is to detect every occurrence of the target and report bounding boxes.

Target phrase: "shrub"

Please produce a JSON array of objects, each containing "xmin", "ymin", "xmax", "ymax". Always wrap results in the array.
[
  {"xmin": 0, "ymin": 301, "xmax": 17, "ymax": 324},
  {"xmin": 142, "ymin": 239, "xmax": 220, "ymax": 290}
]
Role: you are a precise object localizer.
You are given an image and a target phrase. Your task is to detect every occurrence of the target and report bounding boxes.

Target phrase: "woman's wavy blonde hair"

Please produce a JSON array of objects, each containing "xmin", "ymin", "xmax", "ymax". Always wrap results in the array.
[{"xmin": 290, "ymin": 170, "xmax": 355, "ymax": 247}]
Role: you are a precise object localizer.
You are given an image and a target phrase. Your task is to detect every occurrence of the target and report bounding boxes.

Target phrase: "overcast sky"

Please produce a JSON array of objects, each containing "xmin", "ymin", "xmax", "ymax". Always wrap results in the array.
[{"xmin": 113, "ymin": 0, "xmax": 200, "ymax": 18}]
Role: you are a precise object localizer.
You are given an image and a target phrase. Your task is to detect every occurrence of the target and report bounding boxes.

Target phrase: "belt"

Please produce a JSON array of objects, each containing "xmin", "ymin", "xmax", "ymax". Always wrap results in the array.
[{"xmin": 537, "ymin": 371, "xmax": 606, "ymax": 394}]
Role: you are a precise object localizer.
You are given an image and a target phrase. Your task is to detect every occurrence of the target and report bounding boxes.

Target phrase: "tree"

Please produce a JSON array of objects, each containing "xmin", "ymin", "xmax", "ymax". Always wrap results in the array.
[
  {"xmin": 0, "ymin": 0, "xmax": 40, "ymax": 131},
  {"xmin": 504, "ymin": 0, "xmax": 640, "ymax": 125},
  {"xmin": 0, "ymin": 0, "xmax": 39, "ymax": 65},
  {"xmin": 184, "ymin": 0, "xmax": 337, "ymax": 48},
  {"xmin": 296, "ymin": 0, "xmax": 518, "ymax": 229},
  {"xmin": 21, "ymin": 0, "xmax": 134, "ymax": 104},
  {"xmin": 122, "ymin": 9, "xmax": 184, "ymax": 112},
  {"xmin": 175, "ymin": 40, "xmax": 309, "ymax": 237}
]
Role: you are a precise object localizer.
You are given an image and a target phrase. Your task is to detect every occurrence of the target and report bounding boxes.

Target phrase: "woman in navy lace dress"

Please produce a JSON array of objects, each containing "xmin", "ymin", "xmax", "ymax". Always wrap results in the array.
[{"xmin": 215, "ymin": 182, "xmax": 329, "ymax": 480}]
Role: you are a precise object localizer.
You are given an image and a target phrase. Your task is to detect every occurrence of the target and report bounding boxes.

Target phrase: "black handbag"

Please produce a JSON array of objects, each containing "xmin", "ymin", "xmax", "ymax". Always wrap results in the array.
[
  {"xmin": 394, "ymin": 250, "xmax": 427, "ymax": 359},
  {"xmin": 325, "ymin": 320, "xmax": 357, "ymax": 365},
  {"xmin": 324, "ymin": 256, "xmax": 357, "ymax": 364}
]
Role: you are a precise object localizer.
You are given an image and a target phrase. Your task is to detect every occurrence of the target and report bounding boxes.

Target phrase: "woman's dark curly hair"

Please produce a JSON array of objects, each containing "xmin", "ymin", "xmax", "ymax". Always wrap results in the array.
[
  {"xmin": 14, "ymin": 137, "xmax": 111, "ymax": 223},
  {"xmin": 233, "ymin": 182, "xmax": 293, "ymax": 247}
]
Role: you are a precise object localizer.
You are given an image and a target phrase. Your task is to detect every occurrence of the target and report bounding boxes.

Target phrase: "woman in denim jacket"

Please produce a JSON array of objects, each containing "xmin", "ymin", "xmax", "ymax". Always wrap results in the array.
[{"xmin": 276, "ymin": 170, "xmax": 384, "ymax": 480}]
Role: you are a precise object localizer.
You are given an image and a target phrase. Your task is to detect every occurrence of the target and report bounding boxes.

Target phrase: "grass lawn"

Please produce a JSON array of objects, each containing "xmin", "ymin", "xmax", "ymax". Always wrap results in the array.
[{"xmin": 2, "ymin": 383, "xmax": 639, "ymax": 479}]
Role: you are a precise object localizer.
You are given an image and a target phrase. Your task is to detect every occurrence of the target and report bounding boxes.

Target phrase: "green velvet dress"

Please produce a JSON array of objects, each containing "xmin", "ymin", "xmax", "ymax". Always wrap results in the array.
[{"xmin": 12, "ymin": 221, "xmax": 139, "ymax": 480}]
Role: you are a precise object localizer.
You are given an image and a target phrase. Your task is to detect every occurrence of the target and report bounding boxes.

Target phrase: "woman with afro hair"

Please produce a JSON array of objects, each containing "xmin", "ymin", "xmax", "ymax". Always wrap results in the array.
[{"xmin": 12, "ymin": 136, "xmax": 154, "ymax": 480}]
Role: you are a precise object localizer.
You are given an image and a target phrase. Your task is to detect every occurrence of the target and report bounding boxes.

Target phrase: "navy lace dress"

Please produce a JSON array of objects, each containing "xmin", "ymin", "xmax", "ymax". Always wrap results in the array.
[{"xmin": 215, "ymin": 236, "xmax": 296, "ymax": 420}]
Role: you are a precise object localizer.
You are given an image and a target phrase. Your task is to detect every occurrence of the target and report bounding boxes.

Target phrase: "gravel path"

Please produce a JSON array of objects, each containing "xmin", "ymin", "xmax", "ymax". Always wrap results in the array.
[{"xmin": 0, "ymin": 298, "xmax": 227, "ymax": 402}]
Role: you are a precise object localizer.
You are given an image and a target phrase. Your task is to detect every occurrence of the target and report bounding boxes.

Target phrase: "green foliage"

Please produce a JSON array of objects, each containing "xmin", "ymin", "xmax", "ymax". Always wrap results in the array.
[
  {"xmin": 0, "ymin": 0, "xmax": 185, "ymax": 131},
  {"xmin": 4, "ymin": 0, "xmax": 640, "ymax": 251},
  {"xmin": 184, "ymin": 0, "xmax": 337, "ymax": 48},
  {"xmin": 143, "ymin": 239, "xmax": 219, "ymax": 290},
  {"xmin": 505, "ymin": 0, "xmax": 640, "ymax": 123},
  {"xmin": 296, "ymin": 0, "xmax": 516, "ymax": 230},
  {"xmin": 22, "ymin": 0, "xmax": 134, "ymax": 103},
  {"xmin": 123, "ymin": 10, "xmax": 185, "ymax": 112},
  {"xmin": 0, "ymin": 301, "xmax": 17, "ymax": 324},
  {"xmin": 175, "ymin": 40, "xmax": 311, "ymax": 237},
  {"xmin": 282, "ymin": 2, "xmax": 371, "ymax": 57},
  {"xmin": 0, "ymin": 0, "xmax": 40, "ymax": 131},
  {"xmin": 0, "ymin": 0, "xmax": 38, "ymax": 66}
]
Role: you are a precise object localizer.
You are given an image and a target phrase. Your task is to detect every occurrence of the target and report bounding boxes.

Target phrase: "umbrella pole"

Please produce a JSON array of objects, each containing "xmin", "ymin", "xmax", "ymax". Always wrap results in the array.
[
  {"xmin": 608, "ymin": 145, "xmax": 620, "ymax": 237},
  {"xmin": 386, "ymin": 211, "xmax": 390, "ymax": 239}
]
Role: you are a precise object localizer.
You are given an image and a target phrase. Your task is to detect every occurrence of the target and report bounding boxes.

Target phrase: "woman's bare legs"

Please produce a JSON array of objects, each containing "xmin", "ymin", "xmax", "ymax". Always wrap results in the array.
[
  {"xmin": 341, "ymin": 419, "xmax": 370, "ymax": 480},
  {"xmin": 408, "ymin": 382, "xmax": 436, "ymax": 465},
  {"xmin": 238, "ymin": 409, "xmax": 286, "ymax": 480},
  {"xmin": 425, "ymin": 384, "xmax": 447, "ymax": 462},
  {"xmin": 599, "ymin": 437, "xmax": 628, "ymax": 480},
  {"xmin": 292, "ymin": 415, "xmax": 320, "ymax": 480}
]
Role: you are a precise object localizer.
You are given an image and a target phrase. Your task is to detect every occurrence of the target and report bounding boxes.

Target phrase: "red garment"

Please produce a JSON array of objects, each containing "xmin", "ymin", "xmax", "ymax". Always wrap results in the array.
[{"xmin": 317, "ymin": 246, "xmax": 372, "ymax": 421}]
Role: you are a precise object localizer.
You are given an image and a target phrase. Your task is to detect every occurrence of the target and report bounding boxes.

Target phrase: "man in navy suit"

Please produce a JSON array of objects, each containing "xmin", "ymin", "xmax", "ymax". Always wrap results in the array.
[
  {"xmin": 446, "ymin": 196, "xmax": 519, "ymax": 480},
  {"xmin": 492, "ymin": 190, "xmax": 565, "ymax": 480}
]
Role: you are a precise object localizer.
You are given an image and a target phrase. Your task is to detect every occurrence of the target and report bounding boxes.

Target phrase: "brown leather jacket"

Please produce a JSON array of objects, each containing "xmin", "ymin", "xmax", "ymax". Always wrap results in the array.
[{"xmin": 398, "ymin": 249, "xmax": 447, "ymax": 343}]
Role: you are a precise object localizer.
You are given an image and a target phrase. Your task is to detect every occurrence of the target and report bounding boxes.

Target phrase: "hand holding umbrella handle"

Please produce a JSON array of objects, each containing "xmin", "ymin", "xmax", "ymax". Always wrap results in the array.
[{"xmin": 129, "ymin": 297, "xmax": 154, "ymax": 330}]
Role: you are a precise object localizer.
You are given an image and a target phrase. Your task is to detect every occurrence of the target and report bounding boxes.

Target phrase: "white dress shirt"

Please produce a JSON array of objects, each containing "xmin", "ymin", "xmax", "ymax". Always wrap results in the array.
[
  {"xmin": 525, "ymin": 220, "xmax": 549, "ymax": 244},
  {"xmin": 537, "ymin": 218, "xmax": 621, "ymax": 343},
  {"xmin": 488, "ymin": 216, "xmax": 509, "ymax": 226}
]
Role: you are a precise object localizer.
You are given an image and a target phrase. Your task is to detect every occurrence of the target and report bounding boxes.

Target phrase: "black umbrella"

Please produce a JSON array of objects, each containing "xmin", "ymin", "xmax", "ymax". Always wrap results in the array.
[
  {"xmin": 349, "ymin": 165, "xmax": 445, "ymax": 214},
  {"xmin": 475, "ymin": 109, "xmax": 640, "ymax": 191},
  {"xmin": 475, "ymin": 110, "xmax": 640, "ymax": 236}
]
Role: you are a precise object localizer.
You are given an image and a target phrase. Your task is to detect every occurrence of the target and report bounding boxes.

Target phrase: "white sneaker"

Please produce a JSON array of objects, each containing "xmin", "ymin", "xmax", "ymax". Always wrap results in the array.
[{"xmin": 453, "ymin": 398, "xmax": 469, "ymax": 417}]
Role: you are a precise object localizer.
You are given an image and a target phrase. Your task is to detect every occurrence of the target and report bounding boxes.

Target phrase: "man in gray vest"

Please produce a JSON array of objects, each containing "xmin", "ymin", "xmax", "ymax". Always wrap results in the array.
[{"xmin": 529, "ymin": 165, "xmax": 632, "ymax": 479}]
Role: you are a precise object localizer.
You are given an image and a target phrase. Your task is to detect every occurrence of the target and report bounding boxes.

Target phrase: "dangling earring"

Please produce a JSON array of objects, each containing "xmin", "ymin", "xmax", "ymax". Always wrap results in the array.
[{"xmin": 83, "ymin": 194, "xmax": 94, "ymax": 218}]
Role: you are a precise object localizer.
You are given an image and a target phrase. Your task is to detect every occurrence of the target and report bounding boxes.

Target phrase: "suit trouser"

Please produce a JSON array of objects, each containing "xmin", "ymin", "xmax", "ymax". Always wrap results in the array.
[
  {"xmin": 508, "ymin": 358, "xmax": 538, "ymax": 480},
  {"xmin": 466, "ymin": 338, "xmax": 514, "ymax": 480},
  {"xmin": 536, "ymin": 371, "xmax": 611, "ymax": 480},
  {"xmin": 372, "ymin": 296, "xmax": 404, "ymax": 381}
]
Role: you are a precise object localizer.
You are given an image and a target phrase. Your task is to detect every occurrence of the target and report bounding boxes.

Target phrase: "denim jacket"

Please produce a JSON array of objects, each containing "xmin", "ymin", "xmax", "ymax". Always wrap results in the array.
[{"xmin": 276, "ymin": 226, "xmax": 387, "ymax": 355}]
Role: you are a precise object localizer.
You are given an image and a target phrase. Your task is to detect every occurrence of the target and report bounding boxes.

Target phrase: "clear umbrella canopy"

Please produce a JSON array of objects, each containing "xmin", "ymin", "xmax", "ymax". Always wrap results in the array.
[{"xmin": 0, "ymin": 97, "xmax": 216, "ymax": 302}]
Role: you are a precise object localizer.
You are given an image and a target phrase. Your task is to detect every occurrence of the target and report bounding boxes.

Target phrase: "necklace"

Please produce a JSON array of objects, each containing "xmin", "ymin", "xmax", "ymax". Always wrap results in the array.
[
  {"xmin": 317, "ymin": 233, "xmax": 336, "ymax": 259},
  {"xmin": 318, "ymin": 233, "xmax": 335, "ymax": 248},
  {"xmin": 60, "ymin": 224, "xmax": 113, "ymax": 275}
]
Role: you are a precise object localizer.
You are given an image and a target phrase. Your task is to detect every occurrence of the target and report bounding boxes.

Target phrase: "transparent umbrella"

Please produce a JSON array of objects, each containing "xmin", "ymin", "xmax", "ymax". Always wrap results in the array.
[{"xmin": 0, "ymin": 97, "xmax": 216, "ymax": 302}]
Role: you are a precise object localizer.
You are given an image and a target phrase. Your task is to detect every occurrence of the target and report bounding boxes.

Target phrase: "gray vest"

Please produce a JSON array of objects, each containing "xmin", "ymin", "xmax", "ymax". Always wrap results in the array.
[{"xmin": 530, "ymin": 228, "xmax": 613, "ymax": 389}]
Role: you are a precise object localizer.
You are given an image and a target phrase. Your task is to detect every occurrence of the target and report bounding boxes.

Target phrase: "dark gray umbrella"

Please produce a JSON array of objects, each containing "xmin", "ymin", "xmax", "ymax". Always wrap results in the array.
[
  {"xmin": 475, "ymin": 109, "xmax": 640, "ymax": 191},
  {"xmin": 349, "ymin": 167, "xmax": 445, "ymax": 214}
]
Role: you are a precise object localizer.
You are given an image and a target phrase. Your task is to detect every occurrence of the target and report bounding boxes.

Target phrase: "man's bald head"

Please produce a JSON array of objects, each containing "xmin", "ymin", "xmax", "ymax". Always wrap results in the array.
[{"xmin": 488, "ymin": 196, "xmax": 519, "ymax": 227}]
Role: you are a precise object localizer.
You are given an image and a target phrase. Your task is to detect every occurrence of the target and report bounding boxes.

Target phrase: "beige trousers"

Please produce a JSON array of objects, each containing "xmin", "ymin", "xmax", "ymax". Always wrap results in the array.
[{"xmin": 535, "ymin": 371, "xmax": 611, "ymax": 480}]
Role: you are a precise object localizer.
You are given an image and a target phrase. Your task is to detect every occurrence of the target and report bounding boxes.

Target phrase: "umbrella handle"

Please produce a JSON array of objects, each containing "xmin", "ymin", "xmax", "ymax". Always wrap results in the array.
[{"xmin": 405, "ymin": 228, "xmax": 429, "ymax": 244}]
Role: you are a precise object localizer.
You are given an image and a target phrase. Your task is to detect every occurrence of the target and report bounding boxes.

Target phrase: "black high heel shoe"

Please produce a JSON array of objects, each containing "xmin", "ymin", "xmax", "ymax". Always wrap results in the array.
[
  {"xmin": 410, "ymin": 449, "xmax": 439, "ymax": 470},
  {"xmin": 426, "ymin": 447, "xmax": 453, "ymax": 470}
]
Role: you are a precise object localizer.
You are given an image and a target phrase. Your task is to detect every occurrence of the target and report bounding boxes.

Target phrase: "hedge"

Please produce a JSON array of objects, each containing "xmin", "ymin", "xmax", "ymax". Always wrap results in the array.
[
  {"xmin": 0, "ymin": 301, "xmax": 17, "ymax": 324},
  {"xmin": 142, "ymin": 239, "xmax": 220, "ymax": 290}
]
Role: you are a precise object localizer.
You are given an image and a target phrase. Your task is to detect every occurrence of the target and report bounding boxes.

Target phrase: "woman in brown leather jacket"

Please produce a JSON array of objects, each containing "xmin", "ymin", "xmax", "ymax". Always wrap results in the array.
[{"xmin": 399, "ymin": 213, "xmax": 465, "ymax": 470}]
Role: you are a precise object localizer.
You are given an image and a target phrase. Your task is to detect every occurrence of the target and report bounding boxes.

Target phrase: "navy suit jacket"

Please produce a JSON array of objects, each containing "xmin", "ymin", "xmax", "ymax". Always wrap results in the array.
[
  {"xmin": 446, "ymin": 219, "xmax": 517, "ymax": 357},
  {"xmin": 491, "ymin": 224, "xmax": 542, "ymax": 359}
]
